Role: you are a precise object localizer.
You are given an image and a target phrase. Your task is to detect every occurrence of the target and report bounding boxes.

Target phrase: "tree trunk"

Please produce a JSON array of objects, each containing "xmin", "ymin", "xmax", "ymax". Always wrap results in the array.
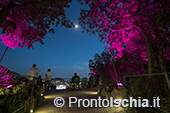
[
  {"xmin": 112, "ymin": 59, "xmax": 118, "ymax": 79},
  {"xmin": 0, "ymin": 47, "xmax": 8, "ymax": 63},
  {"xmin": 158, "ymin": 46, "xmax": 167, "ymax": 72},
  {"xmin": 146, "ymin": 37, "xmax": 153, "ymax": 74}
]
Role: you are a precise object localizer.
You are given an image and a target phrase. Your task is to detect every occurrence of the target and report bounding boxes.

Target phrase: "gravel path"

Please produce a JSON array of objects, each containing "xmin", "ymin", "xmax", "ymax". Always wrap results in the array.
[{"xmin": 34, "ymin": 88, "xmax": 127, "ymax": 113}]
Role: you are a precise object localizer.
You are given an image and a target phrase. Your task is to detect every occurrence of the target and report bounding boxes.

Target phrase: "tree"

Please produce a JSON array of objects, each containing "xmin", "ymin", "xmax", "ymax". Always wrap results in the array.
[
  {"xmin": 89, "ymin": 51, "xmax": 115, "ymax": 84},
  {"xmin": 79, "ymin": 0, "xmax": 170, "ymax": 73},
  {"xmin": 0, "ymin": 0, "xmax": 75, "ymax": 49},
  {"xmin": 89, "ymin": 50, "xmax": 147, "ymax": 84}
]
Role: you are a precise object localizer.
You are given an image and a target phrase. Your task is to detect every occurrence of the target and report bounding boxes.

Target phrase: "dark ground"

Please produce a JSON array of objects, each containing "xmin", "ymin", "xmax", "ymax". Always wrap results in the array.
[{"xmin": 34, "ymin": 88, "xmax": 127, "ymax": 113}]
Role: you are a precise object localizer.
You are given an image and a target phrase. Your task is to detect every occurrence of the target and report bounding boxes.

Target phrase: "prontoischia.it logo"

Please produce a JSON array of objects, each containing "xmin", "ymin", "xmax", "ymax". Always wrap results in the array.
[{"xmin": 54, "ymin": 96, "xmax": 160, "ymax": 108}]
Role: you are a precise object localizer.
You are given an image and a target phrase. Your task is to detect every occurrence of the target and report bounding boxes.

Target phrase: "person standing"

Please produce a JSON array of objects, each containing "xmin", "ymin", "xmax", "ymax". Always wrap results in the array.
[
  {"xmin": 45, "ymin": 69, "xmax": 51, "ymax": 91},
  {"xmin": 26, "ymin": 64, "xmax": 41, "ymax": 81}
]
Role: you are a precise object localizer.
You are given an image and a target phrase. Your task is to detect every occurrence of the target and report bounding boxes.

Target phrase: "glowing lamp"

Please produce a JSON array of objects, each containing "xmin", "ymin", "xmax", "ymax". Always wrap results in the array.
[
  {"xmin": 117, "ymin": 83, "xmax": 123, "ymax": 86},
  {"xmin": 30, "ymin": 109, "xmax": 33, "ymax": 113}
]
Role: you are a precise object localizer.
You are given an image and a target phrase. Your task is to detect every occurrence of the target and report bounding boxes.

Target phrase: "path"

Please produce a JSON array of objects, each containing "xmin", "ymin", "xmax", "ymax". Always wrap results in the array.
[{"xmin": 34, "ymin": 88, "xmax": 127, "ymax": 113}]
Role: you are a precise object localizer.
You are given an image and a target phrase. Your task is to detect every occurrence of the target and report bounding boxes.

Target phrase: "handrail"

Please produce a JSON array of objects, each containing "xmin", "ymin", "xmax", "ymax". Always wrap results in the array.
[
  {"xmin": 125, "ymin": 72, "xmax": 170, "ymax": 77},
  {"xmin": 125, "ymin": 72, "xmax": 170, "ymax": 113}
]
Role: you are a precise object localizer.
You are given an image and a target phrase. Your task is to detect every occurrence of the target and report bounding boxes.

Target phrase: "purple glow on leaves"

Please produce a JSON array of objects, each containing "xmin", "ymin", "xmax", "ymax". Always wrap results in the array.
[
  {"xmin": 0, "ymin": 66, "xmax": 15, "ymax": 88},
  {"xmin": 79, "ymin": 0, "xmax": 170, "ymax": 67}
]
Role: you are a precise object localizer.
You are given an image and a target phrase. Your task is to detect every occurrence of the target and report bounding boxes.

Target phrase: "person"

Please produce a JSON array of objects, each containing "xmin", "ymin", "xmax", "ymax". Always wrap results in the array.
[
  {"xmin": 45, "ymin": 69, "xmax": 51, "ymax": 91},
  {"xmin": 37, "ymin": 75, "xmax": 42, "ymax": 87},
  {"xmin": 26, "ymin": 64, "xmax": 41, "ymax": 81},
  {"xmin": 71, "ymin": 73, "xmax": 80, "ymax": 90},
  {"xmin": 71, "ymin": 73, "xmax": 80, "ymax": 84}
]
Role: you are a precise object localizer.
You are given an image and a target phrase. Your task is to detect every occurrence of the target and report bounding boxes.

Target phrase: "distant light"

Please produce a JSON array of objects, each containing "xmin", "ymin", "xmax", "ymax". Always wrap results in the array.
[
  {"xmin": 56, "ymin": 84, "xmax": 66, "ymax": 90},
  {"xmin": 41, "ymin": 94, "xmax": 43, "ymax": 96},
  {"xmin": 75, "ymin": 25, "xmax": 78, "ymax": 28}
]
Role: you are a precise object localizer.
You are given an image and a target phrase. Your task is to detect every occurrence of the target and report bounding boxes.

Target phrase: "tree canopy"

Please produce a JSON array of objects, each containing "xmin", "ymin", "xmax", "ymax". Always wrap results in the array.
[
  {"xmin": 89, "ymin": 50, "xmax": 147, "ymax": 84},
  {"xmin": 0, "ymin": 0, "xmax": 75, "ymax": 49},
  {"xmin": 79, "ymin": 0, "xmax": 170, "ymax": 73}
]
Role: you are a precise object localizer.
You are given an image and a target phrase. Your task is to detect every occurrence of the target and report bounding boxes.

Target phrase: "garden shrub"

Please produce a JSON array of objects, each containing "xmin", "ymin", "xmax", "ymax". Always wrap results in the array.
[
  {"xmin": 126, "ymin": 76, "xmax": 170, "ymax": 113},
  {"xmin": 0, "ymin": 82, "xmax": 45, "ymax": 113}
]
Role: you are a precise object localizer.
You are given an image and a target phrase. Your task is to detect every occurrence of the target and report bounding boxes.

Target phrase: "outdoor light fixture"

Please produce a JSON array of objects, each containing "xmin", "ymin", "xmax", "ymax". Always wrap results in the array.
[
  {"xmin": 117, "ymin": 83, "xmax": 123, "ymax": 86},
  {"xmin": 116, "ymin": 78, "xmax": 124, "ymax": 86},
  {"xmin": 5, "ymin": 85, "xmax": 13, "ymax": 89},
  {"xmin": 41, "ymin": 94, "xmax": 43, "ymax": 96},
  {"xmin": 30, "ymin": 109, "xmax": 33, "ymax": 113}
]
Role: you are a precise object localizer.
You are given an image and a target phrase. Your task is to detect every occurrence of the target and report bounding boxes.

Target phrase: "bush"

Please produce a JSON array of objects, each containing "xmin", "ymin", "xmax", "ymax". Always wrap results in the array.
[
  {"xmin": 126, "ymin": 76, "xmax": 170, "ymax": 113},
  {"xmin": 0, "ymin": 82, "xmax": 45, "ymax": 113}
]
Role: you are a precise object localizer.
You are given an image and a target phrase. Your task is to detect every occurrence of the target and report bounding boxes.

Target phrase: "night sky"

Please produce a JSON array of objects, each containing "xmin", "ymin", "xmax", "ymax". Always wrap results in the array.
[{"xmin": 0, "ymin": 1, "xmax": 105, "ymax": 79}]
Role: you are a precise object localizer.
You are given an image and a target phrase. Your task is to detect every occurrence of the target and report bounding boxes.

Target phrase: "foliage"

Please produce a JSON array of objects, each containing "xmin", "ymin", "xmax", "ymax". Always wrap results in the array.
[
  {"xmin": 126, "ymin": 75, "xmax": 169, "ymax": 113},
  {"xmin": 0, "ymin": 94, "xmax": 22, "ymax": 113},
  {"xmin": 79, "ymin": 0, "xmax": 170, "ymax": 72},
  {"xmin": 0, "ymin": 0, "xmax": 78, "ymax": 49},
  {"xmin": 0, "ymin": 82, "xmax": 45, "ymax": 113},
  {"xmin": 89, "ymin": 50, "xmax": 147, "ymax": 85},
  {"xmin": 89, "ymin": 51, "xmax": 116, "ymax": 84},
  {"xmin": 160, "ymin": 91, "xmax": 170, "ymax": 112},
  {"xmin": 0, "ymin": 66, "xmax": 16, "ymax": 89}
]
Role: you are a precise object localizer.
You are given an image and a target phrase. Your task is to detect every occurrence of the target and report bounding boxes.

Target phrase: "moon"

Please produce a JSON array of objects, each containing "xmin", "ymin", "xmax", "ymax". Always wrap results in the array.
[{"xmin": 75, "ymin": 25, "xmax": 78, "ymax": 28}]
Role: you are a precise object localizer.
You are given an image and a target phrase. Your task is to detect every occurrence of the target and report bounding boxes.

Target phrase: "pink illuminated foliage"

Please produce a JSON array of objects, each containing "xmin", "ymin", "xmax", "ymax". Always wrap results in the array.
[
  {"xmin": 0, "ymin": 66, "xmax": 16, "ymax": 88},
  {"xmin": 0, "ymin": 0, "xmax": 76, "ymax": 49},
  {"xmin": 89, "ymin": 51, "xmax": 147, "ymax": 84},
  {"xmin": 80, "ymin": 0, "xmax": 170, "ymax": 72}
]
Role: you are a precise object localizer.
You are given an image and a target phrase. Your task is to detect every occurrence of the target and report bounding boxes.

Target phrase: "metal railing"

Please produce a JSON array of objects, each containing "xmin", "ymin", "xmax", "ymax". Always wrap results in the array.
[{"xmin": 124, "ymin": 72, "xmax": 170, "ymax": 113}]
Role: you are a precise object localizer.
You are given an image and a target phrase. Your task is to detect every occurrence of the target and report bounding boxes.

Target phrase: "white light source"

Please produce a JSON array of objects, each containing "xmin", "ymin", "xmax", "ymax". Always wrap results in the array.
[
  {"xmin": 41, "ymin": 94, "xmax": 43, "ymax": 96},
  {"xmin": 75, "ymin": 25, "xmax": 78, "ymax": 28},
  {"xmin": 30, "ymin": 109, "xmax": 33, "ymax": 113}
]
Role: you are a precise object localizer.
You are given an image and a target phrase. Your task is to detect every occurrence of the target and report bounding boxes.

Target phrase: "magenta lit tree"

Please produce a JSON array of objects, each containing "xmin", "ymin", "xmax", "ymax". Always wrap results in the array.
[
  {"xmin": 89, "ymin": 50, "xmax": 147, "ymax": 84},
  {"xmin": 79, "ymin": 0, "xmax": 170, "ymax": 73},
  {"xmin": 0, "ymin": 0, "xmax": 75, "ymax": 49}
]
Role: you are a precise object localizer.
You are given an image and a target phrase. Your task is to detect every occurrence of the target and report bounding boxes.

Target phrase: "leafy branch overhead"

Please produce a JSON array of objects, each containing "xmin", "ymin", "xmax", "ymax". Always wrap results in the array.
[
  {"xmin": 0, "ymin": 0, "xmax": 75, "ymax": 49},
  {"xmin": 79, "ymin": 0, "xmax": 170, "ymax": 73}
]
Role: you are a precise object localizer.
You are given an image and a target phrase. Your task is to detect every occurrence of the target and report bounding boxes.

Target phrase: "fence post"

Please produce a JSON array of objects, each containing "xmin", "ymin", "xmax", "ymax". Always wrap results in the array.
[
  {"xmin": 29, "ymin": 77, "xmax": 35, "ymax": 112},
  {"xmin": 123, "ymin": 76, "xmax": 127, "ymax": 86},
  {"xmin": 164, "ymin": 72, "xmax": 170, "ymax": 91}
]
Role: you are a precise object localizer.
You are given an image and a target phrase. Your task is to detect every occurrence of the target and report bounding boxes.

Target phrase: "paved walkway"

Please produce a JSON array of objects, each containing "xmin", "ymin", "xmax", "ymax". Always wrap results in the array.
[{"xmin": 34, "ymin": 88, "xmax": 127, "ymax": 113}]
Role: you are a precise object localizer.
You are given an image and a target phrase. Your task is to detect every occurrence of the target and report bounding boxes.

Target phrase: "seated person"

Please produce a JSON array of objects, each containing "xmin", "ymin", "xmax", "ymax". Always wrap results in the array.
[
  {"xmin": 71, "ymin": 73, "xmax": 80, "ymax": 90},
  {"xmin": 71, "ymin": 73, "xmax": 80, "ymax": 84}
]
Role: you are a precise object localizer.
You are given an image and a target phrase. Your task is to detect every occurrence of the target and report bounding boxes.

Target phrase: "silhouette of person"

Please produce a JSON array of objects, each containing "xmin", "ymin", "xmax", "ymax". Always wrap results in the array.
[
  {"xmin": 71, "ymin": 73, "xmax": 80, "ymax": 83},
  {"xmin": 37, "ymin": 75, "xmax": 42, "ymax": 87},
  {"xmin": 26, "ymin": 64, "xmax": 41, "ymax": 81},
  {"xmin": 45, "ymin": 69, "xmax": 51, "ymax": 91}
]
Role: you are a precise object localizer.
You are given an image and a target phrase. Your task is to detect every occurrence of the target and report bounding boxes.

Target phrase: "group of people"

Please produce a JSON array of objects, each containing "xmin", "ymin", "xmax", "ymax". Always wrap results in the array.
[
  {"xmin": 26, "ymin": 64, "xmax": 94, "ymax": 91},
  {"xmin": 26, "ymin": 64, "xmax": 51, "ymax": 90}
]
